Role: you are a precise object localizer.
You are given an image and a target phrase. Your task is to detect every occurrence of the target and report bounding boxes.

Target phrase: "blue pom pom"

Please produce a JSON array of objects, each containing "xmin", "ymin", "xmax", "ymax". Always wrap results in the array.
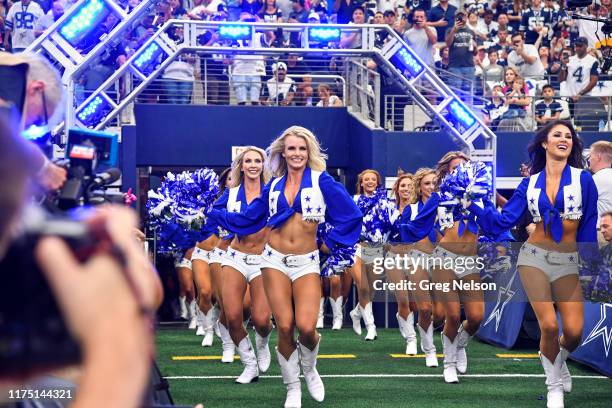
[
  {"xmin": 321, "ymin": 244, "xmax": 357, "ymax": 276},
  {"xmin": 441, "ymin": 161, "xmax": 492, "ymax": 202}
]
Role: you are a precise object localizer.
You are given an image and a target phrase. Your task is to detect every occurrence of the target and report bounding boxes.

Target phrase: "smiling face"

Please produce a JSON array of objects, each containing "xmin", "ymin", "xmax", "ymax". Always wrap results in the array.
[
  {"xmin": 361, "ymin": 171, "xmax": 379, "ymax": 195},
  {"xmin": 398, "ymin": 177, "xmax": 414, "ymax": 202},
  {"xmin": 282, "ymin": 135, "xmax": 308, "ymax": 172},
  {"xmin": 542, "ymin": 124, "xmax": 573, "ymax": 160},
  {"xmin": 241, "ymin": 150, "xmax": 264, "ymax": 182},
  {"xmin": 419, "ymin": 173, "xmax": 436, "ymax": 200},
  {"xmin": 505, "ymin": 68, "xmax": 516, "ymax": 84},
  {"xmin": 353, "ymin": 8, "xmax": 365, "ymax": 24}
]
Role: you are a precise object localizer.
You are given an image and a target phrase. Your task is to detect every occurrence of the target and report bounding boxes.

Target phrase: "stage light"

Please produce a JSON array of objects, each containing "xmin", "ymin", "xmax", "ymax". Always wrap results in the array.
[
  {"xmin": 391, "ymin": 47, "xmax": 424, "ymax": 77},
  {"xmin": 218, "ymin": 24, "xmax": 252, "ymax": 40},
  {"xmin": 22, "ymin": 124, "xmax": 50, "ymax": 141},
  {"xmin": 59, "ymin": 0, "xmax": 111, "ymax": 46},
  {"xmin": 308, "ymin": 27, "xmax": 341, "ymax": 42},
  {"xmin": 448, "ymin": 100, "xmax": 475, "ymax": 128},
  {"xmin": 132, "ymin": 41, "xmax": 166, "ymax": 74},
  {"xmin": 77, "ymin": 95, "xmax": 108, "ymax": 127}
]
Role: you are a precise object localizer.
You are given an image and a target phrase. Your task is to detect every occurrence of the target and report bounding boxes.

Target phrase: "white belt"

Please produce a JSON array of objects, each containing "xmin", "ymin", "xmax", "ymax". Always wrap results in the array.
[
  {"xmin": 522, "ymin": 243, "xmax": 578, "ymax": 266},
  {"xmin": 265, "ymin": 245, "xmax": 319, "ymax": 268},
  {"xmin": 243, "ymin": 254, "xmax": 262, "ymax": 265}
]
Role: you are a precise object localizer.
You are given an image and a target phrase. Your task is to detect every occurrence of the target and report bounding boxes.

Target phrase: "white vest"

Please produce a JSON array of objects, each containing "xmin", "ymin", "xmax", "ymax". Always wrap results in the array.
[
  {"xmin": 227, "ymin": 186, "xmax": 242, "ymax": 213},
  {"xmin": 269, "ymin": 170, "xmax": 326, "ymax": 223},
  {"xmin": 526, "ymin": 166, "xmax": 583, "ymax": 223}
]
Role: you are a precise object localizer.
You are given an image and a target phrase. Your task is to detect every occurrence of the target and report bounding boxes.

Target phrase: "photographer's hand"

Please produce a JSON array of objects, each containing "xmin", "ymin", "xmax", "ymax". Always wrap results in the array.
[
  {"xmin": 36, "ymin": 161, "xmax": 67, "ymax": 191},
  {"xmin": 35, "ymin": 207, "xmax": 162, "ymax": 408}
]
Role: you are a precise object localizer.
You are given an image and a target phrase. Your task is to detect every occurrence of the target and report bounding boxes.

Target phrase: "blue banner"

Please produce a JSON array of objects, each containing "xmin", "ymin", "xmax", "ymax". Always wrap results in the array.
[{"xmin": 568, "ymin": 302, "xmax": 612, "ymax": 377}]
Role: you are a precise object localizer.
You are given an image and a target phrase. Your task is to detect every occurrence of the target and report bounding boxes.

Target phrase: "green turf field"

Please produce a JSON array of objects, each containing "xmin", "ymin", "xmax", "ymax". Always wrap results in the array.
[{"xmin": 155, "ymin": 326, "xmax": 612, "ymax": 407}]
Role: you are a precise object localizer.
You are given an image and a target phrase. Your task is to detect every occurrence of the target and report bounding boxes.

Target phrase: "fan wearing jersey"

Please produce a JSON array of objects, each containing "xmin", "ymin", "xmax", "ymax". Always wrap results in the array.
[
  {"xmin": 4, "ymin": 0, "xmax": 45, "ymax": 52},
  {"xmin": 558, "ymin": 37, "xmax": 599, "ymax": 115}
]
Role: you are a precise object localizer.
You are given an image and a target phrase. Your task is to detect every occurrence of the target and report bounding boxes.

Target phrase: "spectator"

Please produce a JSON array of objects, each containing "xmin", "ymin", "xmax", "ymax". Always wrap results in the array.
[
  {"xmin": 288, "ymin": 0, "xmax": 307, "ymax": 22},
  {"xmin": 519, "ymin": 0, "xmax": 551, "ymax": 45},
  {"xmin": 372, "ymin": 10, "xmax": 384, "ymax": 24},
  {"xmin": 482, "ymin": 83, "xmax": 506, "ymax": 130},
  {"xmin": 34, "ymin": 0, "xmax": 63, "ymax": 37},
  {"xmin": 558, "ymin": 36, "xmax": 599, "ymax": 105},
  {"xmin": 428, "ymin": 0, "xmax": 457, "ymax": 43},
  {"xmin": 601, "ymin": 212, "xmax": 612, "ymax": 247},
  {"xmin": 467, "ymin": 11, "xmax": 487, "ymax": 42},
  {"xmin": 161, "ymin": 29, "xmax": 195, "ymax": 104},
  {"xmin": 492, "ymin": 27, "xmax": 512, "ymax": 51},
  {"xmin": 506, "ymin": 0, "xmax": 524, "ymax": 32},
  {"xmin": 198, "ymin": 31, "xmax": 231, "ymax": 105},
  {"xmin": 481, "ymin": 9, "xmax": 498, "ymax": 40},
  {"xmin": 334, "ymin": 0, "xmax": 358, "ymax": 24},
  {"xmin": 463, "ymin": 0, "xmax": 488, "ymax": 16},
  {"xmin": 240, "ymin": 0, "xmax": 263, "ymax": 15},
  {"xmin": 403, "ymin": 0, "xmax": 432, "ymax": 25},
  {"xmin": 377, "ymin": 0, "xmax": 403, "ymax": 14},
  {"xmin": 258, "ymin": 0, "xmax": 283, "ymax": 22},
  {"xmin": 260, "ymin": 61, "xmax": 296, "ymax": 105},
  {"xmin": 435, "ymin": 45, "xmax": 449, "ymax": 71},
  {"xmin": 294, "ymin": 75, "xmax": 315, "ymax": 106},
  {"xmin": 403, "ymin": 8, "xmax": 436, "ymax": 68},
  {"xmin": 340, "ymin": 6, "xmax": 365, "ymax": 49},
  {"xmin": 491, "ymin": 12, "xmax": 514, "ymax": 37},
  {"xmin": 498, "ymin": 70, "xmax": 532, "ymax": 130},
  {"xmin": 588, "ymin": 141, "xmax": 612, "ymax": 234},
  {"xmin": 231, "ymin": 15, "xmax": 266, "ymax": 105},
  {"xmin": 534, "ymin": 84, "xmax": 562, "ymax": 127},
  {"xmin": 4, "ymin": 0, "xmax": 45, "ymax": 52},
  {"xmin": 169, "ymin": 0, "xmax": 188, "ymax": 17},
  {"xmin": 575, "ymin": 4, "xmax": 609, "ymax": 49},
  {"xmin": 227, "ymin": 0, "xmax": 242, "ymax": 21},
  {"xmin": 188, "ymin": 0, "xmax": 226, "ymax": 20},
  {"xmin": 445, "ymin": 12, "xmax": 476, "ymax": 106},
  {"xmin": 483, "ymin": 48, "xmax": 504, "ymax": 82},
  {"xmin": 507, "ymin": 32, "xmax": 545, "ymax": 79},
  {"xmin": 316, "ymin": 83, "xmax": 343, "ymax": 106}
]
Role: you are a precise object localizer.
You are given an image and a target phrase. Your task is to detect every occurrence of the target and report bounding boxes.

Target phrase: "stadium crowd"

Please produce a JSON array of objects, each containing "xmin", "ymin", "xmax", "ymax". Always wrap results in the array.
[{"xmin": 1, "ymin": 0, "xmax": 610, "ymax": 126}]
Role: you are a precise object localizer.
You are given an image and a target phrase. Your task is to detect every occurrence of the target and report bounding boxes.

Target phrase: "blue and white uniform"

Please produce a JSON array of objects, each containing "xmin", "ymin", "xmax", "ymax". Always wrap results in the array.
[
  {"xmin": 468, "ymin": 165, "xmax": 599, "ymax": 281},
  {"xmin": 212, "ymin": 182, "xmax": 266, "ymax": 282},
  {"xmin": 398, "ymin": 193, "xmax": 485, "ymax": 279},
  {"xmin": 190, "ymin": 211, "xmax": 222, "ymax": 262},
  {"xmin": 396, "ymin": 200, "xmax": 439, "ymax": 274},
  {"xmin": 210, "ymin": 167, "xmax": 362, "ymax": 281},
  {"xmin": 354, "ymin": 190, "xmax": 390, "ymax": 263}
]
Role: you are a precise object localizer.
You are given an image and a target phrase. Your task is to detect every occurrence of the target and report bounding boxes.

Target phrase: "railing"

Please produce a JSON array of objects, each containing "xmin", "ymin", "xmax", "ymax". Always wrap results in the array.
[{"xmin": 347, "ymin": 59, "xmax": 380, "ymax": 126}]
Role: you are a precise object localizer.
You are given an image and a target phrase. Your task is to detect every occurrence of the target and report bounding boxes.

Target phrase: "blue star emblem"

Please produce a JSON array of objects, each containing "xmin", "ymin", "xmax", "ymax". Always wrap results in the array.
[
  {"xmin": 596, "ymin": 80, "xmax": 605, "ymax": 90},
  {"xmin": 578, "ymin": 205, "xmax": 582, "ymax": 210},
  {"xmin": 305, "ymin": 196, "xmax": 311, "ymax": 202},
  {"xmin": 230, "ymin": 251, "xmax": 236, "ymax": 258},
  {"xmin": 569, "ymin": 255, "xmax": 574, "ymax": 262},
  {"xmin": 531, "ymin": 248, "xmax": 537, "ymax": 255},
  {"xmin": 484, "ymin": 270, "xmax": 517, "ymax": 331},
  {"xmin": 306, "ymin": 206, "xmax": 312, "ymax": 213},
  {"xmin": 316, "ymin": 206, "xmax": 322, "ymax": 213},
  {"xmin": 232, "ymin": 209, "xmax": 238, "ymax": 213},
  {"xmin": 529, "ymin": 198, "xmax": 535, "ymax": 205},
  {"xmin": 266, "ymin": 250, "xmax": 273, "ymax": 257},
  {"xmin": 310, "ymin": 254, "xmax": 316, "ymax": 261},
  {"xmin": 568, "ymin": 205, "xmax": 574, "ymax": 212},
  {"xmin": 581, "ymin": 303, "xmax": 612, "ymax": 357},
  {"xmin": 568, "ymin": 194, "xmax": 574, "ymax": 202}
]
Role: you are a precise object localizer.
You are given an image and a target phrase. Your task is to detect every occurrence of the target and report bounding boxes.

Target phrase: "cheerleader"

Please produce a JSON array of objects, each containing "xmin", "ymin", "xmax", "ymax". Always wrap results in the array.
[
  {"xmin": 349, "ymin": 169, "xmax": 386, "ymax": 340},
  {"xmin": 316, "ymin": 231, "xmax": 344, "ymax": 331},
  {"xmin": 210, "ymin": 168, "xmax": 239, "ymax": 363},
  {"xmin": 466, "ymin": 121, "xmax": 598, "ymax": 408},
  {"xmin": 384, "ymin": 172, "xmax": 419, "ymax": 354},
  {"xmin": 213, "ymin": 147, "xmax": 273, "ymax": 384},
  {"xmin": 210, "ymin": 126, "xmax": 362, "ymax": 407},
  {"xmin": 402, "ymin": 168, "xmax": 445, "ymax": 367},
  {"xmin": 176, "ymin": 248, "xmax": 197, "ymax": 328},
  {"xmin": 399, "ymin": 152, "xmax": 484, "ymax": 383}
]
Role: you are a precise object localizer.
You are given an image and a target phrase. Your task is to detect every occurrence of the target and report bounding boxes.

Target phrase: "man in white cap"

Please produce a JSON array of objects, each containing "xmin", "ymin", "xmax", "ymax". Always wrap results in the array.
[{"xmin": 260, "ymin": 62, "xmax": 296, "ymax": 106}]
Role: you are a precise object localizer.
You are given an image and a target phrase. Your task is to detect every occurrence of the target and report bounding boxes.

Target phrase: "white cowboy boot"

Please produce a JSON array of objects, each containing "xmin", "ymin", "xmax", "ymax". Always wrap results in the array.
[
  {"xmin": 419, "ymin": 323, "xmax": 438, "ymax": 367},
  {"xmin": 195, "ymin": 308, "xmax": 206, "ymax": 336},
  {"xmin": 255, "ymin": 331, "xmax": 271, "ymax": 373},
  {"xmin": 442, "ymin": 333, "xmax": 459, "ymax": 383},
  {"xmin": 331, "ymin": 297, "xmax": 344, "ymax": 330},
  {"xmin": 397, "ymin": 312, "xmax": 417, "ymax": 355},
  {"xmin": 277, "ymin": 348, "xmax": 301, "ymax": 408},
  {"xmin": 218, "ymin": 323, "xmax": 235, "ymax": 363},
  {"xmin": 211, "ymin": 303, "xmax": 221, "ymax": 337},
  {"xmin": 559, "ymin": 347, "xmax": 572, "ymax": 393},
  {"xmin": 316, "ymin": 297, "xmax": 325, "ymax": 329},
  {"xmin": 540, "ymin": 351, "xmax": 565, "ymax": 408},
  {"xmin": 235, "ymin": 336, "xmax": 259, "ymax": 384},
  {"xmin": 179, "ymin": 295, "xmax": 188, "ymax": 320},
  {"xmin": 188, "ymin": 300, "xmax": 198, "ymax": 329},
  {"xmin": 456, "ymin": 324, "xmax": 472, "ymax": 374},
  {"xmin": 362, "ymin": 303, "xmax": 377, "ymax": 341},
  {"xmin": 298, "ymin": 337, "xmax": 325, "ymax": 402},
  {"xmin": 200, "ymin": 309, "xmax": 214, "ymax": 347},
  {"xmin": 349, "ymin": 304, "xmax": 362, "ymax": 335}
]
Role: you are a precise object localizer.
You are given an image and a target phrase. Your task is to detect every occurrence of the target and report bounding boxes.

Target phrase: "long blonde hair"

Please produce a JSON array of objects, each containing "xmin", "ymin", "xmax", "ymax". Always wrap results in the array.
[
  {"xmin": 356, "ymin": 169, "xmax": 383, "ymax": 195},
  {"xmin": 435, "ymin": 151, "xmax": 470, "ymax": 188},
  {"xmin": 266, "ymin": 126, "xmax": 327, "ymax": 178},
  {"xmin": 413, "ymin": 167, "xmax": 436, "ymax": 201},
  {"xmin": 392, "ymin": 172, "xmax": 416, "ymax": 206},
  {"xmin": 229, "ymin": 146, "xmax": 270, "ymax": 188}
]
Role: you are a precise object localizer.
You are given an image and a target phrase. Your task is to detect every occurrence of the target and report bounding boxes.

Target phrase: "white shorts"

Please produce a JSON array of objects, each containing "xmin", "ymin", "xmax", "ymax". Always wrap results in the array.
[
  {"xmin": 209, "ymin": 248, "xmax": 226, "ymax": 265},
  {"xmin": 517, "ymin": 242, "xmax": 579, "ymax": 282},
  {"xmin": 260, "ymin": 244, "xmax": 320, "ymax": 282},
  {"xmin": 175, "ymin": 257, "xmax": 192, "ymax": 270},
  {"xmin": 359, "ymin": 244, "xmax": 384, "ymax": 265},
  {"xmin": 191, "ymin": 247, "xmax": 212, "ymax": 262},
  {"xmin": 222, "ymin": 248, "xmax": 263, "ymax": 282},
  {"xmin": 408, "ymin": 249, "xmax": 431, "ymax": 276},
  {"xmin": 431, "ymin": 247, "xmax": 480, "ymax": 279}
]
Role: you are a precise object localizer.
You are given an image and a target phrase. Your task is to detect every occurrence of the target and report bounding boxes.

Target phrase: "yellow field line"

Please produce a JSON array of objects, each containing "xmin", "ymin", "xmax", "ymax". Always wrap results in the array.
[
  {"xmin": 496, "ymin": 354, "xmax": 540, "ymax": 359},
  {"xmin": 390, "ymin": 354, "xmax": 444, "ymax": 358},
  {"xmin": 172, "ymin": 354, "xmax": 356, "ymax": 361}
]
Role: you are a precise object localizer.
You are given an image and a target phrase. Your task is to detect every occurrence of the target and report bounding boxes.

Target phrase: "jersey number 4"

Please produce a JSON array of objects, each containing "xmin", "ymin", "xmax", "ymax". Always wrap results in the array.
[{"xmin": 572, "ymin": 66, "xmax": 584, "ymax": 83}]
